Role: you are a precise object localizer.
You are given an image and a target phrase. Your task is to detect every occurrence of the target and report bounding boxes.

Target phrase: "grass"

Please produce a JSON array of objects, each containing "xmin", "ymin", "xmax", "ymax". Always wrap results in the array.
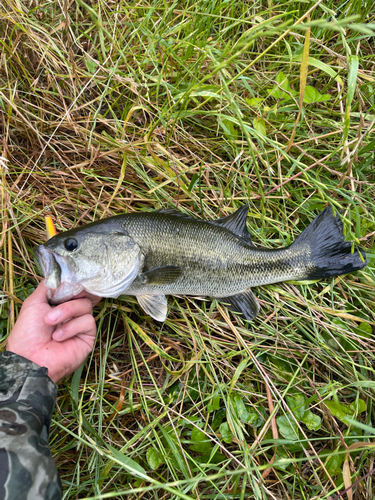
[{"xmin": 1, "ymin": 0, "xmax": 375, "ymax": 498}]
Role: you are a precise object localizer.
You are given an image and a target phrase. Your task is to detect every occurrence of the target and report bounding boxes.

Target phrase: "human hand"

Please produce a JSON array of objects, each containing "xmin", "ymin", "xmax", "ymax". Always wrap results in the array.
[{"xmin": 7, "ymin": 281, "xmax": 101, "ymax": 383}]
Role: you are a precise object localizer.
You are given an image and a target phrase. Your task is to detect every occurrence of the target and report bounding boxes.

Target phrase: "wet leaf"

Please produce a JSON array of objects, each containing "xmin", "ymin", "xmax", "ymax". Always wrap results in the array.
[
  {"xmin": 191, "ymin": 426, "xmax": 205, "ymax": 442},
  {"xmin": 208, "ymin": 393, "xmax": 221, "ymax": 412},
  {"xmin": 287, "ymin": 393, "xmax": 306, "ymax": 420},
  {"xmin": 211, "ymin": 408, "xmax": 226, "ymax": 430},
  {"xmin": 326, "ymin": 451, "xmax": 344, "ymax": 476},
  {"xmin": 325, "ymin": 400, "xmax": 349, "ymax": 421},
  {"xmin": 146, "ymin": 448, "xmax": 163, "ymax": 470},
  {"xmin": 253, "ymin": 117, "xmax": 267, "ymax": 136},
  {"xmin": 246, "ymin": 97, "xmax": 263, "ymax": 107},
  {"xmin": 349, "ymin": 399, "xmax": 367, "ymax": 415},
  {"xmin": 302, "ymin": 410, "xmax": 321, "ymax": 431},
  {"xmin": 267, "ymin": 72, "xmax": 298, "ymax": 99},
  {"xmin": 219, "ymin": 422, "xmax": 233, "ymax": 443},
  {"xmin": 303, "ymin": 85, "xmax": 331, "ymax": 103},
  {"xmin": 232, "ymin": 394, "xmax": 250, "ymax": 423},
  {"xmin": 276, "ymin": 415, "xmax": 299, "ymax": 441}
]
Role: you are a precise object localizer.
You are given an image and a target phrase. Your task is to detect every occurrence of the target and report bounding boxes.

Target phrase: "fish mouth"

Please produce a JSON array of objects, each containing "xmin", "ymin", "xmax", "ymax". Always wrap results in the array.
[
  {"xmin": 34, "ymin": 244, "xmax": 62, "ymax": 290},
  {"xmin": 34, "ymin": 244, "xmax": 83, "ymax": 304}
]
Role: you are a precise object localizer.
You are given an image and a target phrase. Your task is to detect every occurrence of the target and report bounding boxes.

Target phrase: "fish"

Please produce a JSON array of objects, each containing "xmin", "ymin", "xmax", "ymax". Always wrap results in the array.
[{"xmin": 34, "ymin": 206, "xmax": 368, "ymax": 322}]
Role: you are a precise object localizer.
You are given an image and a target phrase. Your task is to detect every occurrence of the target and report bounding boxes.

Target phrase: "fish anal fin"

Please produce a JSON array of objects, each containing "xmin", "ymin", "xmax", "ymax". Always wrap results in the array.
[
  {"xmin": 211, "ymin": 206, "xmax": 253, "ymax": 245},
  {"xmin": 139, "ymin": 265, "xmax": 182, "ymax": 285},
  {"xmin": 137, "ymin": 294, "xmax": 167, "ymax": 321},
  {"xmin": 216, "ymin": 288, "xmax": 260, "ymax": 321}
]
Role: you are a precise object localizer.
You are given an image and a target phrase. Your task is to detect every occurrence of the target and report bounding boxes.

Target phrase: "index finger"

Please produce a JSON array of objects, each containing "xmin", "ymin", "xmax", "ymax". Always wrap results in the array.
[{"xmin": 44, "ymin": 297, "xmax": 93, "ymax": 325}]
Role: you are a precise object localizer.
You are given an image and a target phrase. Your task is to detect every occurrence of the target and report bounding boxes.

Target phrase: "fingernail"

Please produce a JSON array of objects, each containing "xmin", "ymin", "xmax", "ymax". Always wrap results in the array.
[
  {"xmin": 53, "ymin": 329, "xmax": 63, "ymax": 340},
  {"xmin": 47, "ymin": 309, "xmax": 61, "ymax": 322}
]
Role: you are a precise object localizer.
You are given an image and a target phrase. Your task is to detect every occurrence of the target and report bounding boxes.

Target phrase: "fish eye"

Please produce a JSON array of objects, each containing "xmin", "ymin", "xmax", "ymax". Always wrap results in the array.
[{"xmin": 64, "ymin": 238, "xmax": 78, "ymax": 251}]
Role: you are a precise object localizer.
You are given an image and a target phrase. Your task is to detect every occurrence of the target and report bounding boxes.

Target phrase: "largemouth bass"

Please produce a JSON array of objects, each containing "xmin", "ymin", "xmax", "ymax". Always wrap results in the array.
[{"xmin": 34, "ymin": 206, "xmax": 367, "ymax": 321}]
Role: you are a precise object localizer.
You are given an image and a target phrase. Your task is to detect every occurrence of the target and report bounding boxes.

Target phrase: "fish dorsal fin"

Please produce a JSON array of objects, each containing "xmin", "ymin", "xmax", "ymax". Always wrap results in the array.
[
  {"xmin": 155, "ymin": 208, "xmax": 193, "ymax": 219},
  {"xmin": 139, "ymin": 265, "xmax": 182, "ymax": 285},
  {"xmin": 210, "ymin": 206, "xmax": 253, "ymax": 245},
  {"xmin": 216, "ymin": 288, "xmax": 260, "ymax": 321},
  {"xmin": 156, "ymin": 206, "xmax": 253, "ymax": 244},
  {"xmin": 137, "ymin": 294, "xmax": 168, "ymax": 321}
]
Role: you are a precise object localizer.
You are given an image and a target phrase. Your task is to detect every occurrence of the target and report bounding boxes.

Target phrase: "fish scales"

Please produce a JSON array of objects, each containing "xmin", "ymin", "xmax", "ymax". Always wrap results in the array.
[
  {"xmin": 34, "ymin": 206, "xmax": 368, "ymax": 321},
  {"xmin": 119, "ymin": 212, "xmax": 311, "ymax": 297}
]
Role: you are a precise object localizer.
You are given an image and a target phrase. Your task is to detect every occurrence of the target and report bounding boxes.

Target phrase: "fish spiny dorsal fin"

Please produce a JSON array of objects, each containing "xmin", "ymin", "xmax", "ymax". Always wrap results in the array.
[
  {"xmin": 210, "ymin": 206, "xmax": 253, "ymax": 245},
  {"xmin": 154, "ymin": 208, "xmax": 193, "ymax": 219}
]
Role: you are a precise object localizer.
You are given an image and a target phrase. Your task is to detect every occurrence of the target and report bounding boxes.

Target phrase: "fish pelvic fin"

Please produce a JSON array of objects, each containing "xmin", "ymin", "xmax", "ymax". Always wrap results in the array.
[
  {"xmin": 293, "ymin": 206, "xmax": 368, "ymax": 280},
  {"xmin": 216, "ymin": 288, "xmax": 260, "ymax": 321},
  {"xmin": 137, "ymin": 294, "xmax": 168, "ymax": 321}
]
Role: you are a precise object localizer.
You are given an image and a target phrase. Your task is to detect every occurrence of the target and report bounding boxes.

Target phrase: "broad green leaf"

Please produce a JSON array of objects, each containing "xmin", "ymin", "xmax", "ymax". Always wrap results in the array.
[
  {"xmin": 71, "ymin": 362, "xmax": 86, "ymax": 405},
  {"xmin": 184, "ymin": 416, "xmax": 202, "ymax": 429},
  {"xmin": 85, "ymin": 58, "xmax": 98, "ymax": 73},
  {"xmin": 326, "ymin": 451, "xmax": 344, "ymax": 476},
  {"xmin": 253, "ymin": 117, "xmax": 267, "ymax": 136},
  {"xmin": 359, "ymin": 322, "xmax": 372, "ymax": 336},
  {"xmin": 287, "ymin": 393, "xmax": 306, "ymax": 420},
  {"xmin": 326, "ymin": 399, "xmax": 367, "ymax": 424},
  {"xmin": 246, "ymin": 97, "xmax": 263, "ymax": 107},
  {"xmin": 208, "ymin": 393, "xmax": 221, "ymax": 412},
  {"xmin": 159, "ymin": 426, "xmax": 189, "ymax": 478},
  {"xmin": 303, "ymin": 86, "xmax": 331, "ymax": 103},
  {"xmin": 219, "ymin": 422, "xmax": 233, "ymax": 443},
  {"xmin": 191, "ymin": 426, "xmax": 205, "ymax": 442},
  {"xmin": 325, "ymin": 400, "xmax": 349, "ymax": 421},
  {"xmin": 267, "ymin": 72, "xmax": 298, "ymax": 99},
  {"xmin": 211, "ymin": 408, "xmax": 225, "ymax": 430},
  {"xmin": 316, "ymin": 93, "xmax": 331, "ymax": 102},
  {"xmin": 146, "ymin": 448, "xmax": 163, "ymax": 470},
  {"xmin": 246, "ymin": 412, "xmax": 261, "ymax": 426},
  {"xmin": 276, "ymin": 415, "xmax": 299, "ymax": 441},
  {"xmin": 302, "ymin": 410, "xmax": 321, "ymax": 431},
  {"xmin": 349, "ymin": 399, "xmax": 367, "ymax": 415},
  {"xmin": 345, "ymin": 428, "xmax": 363, "ymax": 447},
  {"xmin": 273, "ymin": 449, "xmax": 291, "ymax": 471},
  {"xmin": 199, "ymin": 448, "xmax": 226, "ymax": 464},
  {"xmin": 248, "ymin": 406, "xmax": 267, "ymax": 428},
  {"xmin": 232, "ymin": 394, "xmax": 250, "ymax": 422},
  {"xmin": 220, "ymin": 118, "xmax": 238, "ymax": 141},
  {"xmin": 190, "ymin": 440, "xmax": 212, "ymax": 453}
]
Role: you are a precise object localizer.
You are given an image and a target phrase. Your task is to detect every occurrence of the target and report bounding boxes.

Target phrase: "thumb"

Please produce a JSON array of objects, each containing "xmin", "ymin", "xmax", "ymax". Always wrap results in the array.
[{"xmin": 22, "ymin": 281, "xmax": 49, "ymax": 308}]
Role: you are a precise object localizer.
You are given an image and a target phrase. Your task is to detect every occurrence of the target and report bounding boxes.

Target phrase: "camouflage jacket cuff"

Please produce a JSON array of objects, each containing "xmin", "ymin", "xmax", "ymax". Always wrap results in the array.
[{"xmin": 0, "ymin": 351, "xmax": 57, "ymax": 424}]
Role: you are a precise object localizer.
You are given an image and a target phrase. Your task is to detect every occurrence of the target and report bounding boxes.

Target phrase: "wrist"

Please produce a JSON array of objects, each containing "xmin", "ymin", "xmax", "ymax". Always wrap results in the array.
[{"xmin": 5, "ymin": 346, "xmax": 59, "ymax": 383}]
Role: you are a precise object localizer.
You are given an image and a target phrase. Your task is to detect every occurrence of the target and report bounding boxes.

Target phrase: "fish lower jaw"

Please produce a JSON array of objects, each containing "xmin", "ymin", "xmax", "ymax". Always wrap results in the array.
[{"xmin": 47, "ymin": 281, "xmax": 84, "ymax": 305}]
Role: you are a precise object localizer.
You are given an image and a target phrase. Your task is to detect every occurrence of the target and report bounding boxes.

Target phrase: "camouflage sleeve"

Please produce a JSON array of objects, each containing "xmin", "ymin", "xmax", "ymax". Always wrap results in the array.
[{"xmin": 0, "ymin": 351, "xmax": 62, "ymax": 500}]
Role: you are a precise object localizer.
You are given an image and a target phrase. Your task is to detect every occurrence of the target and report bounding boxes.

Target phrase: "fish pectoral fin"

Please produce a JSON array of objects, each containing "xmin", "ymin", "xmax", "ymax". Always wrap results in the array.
[
  {"xmin": 210, "ymin": 205, "xmax": 253, "ymax": 245},
  {"xmin": 137, "ymin": 294, "xmax": 168, "ymax": 322},
  {"xmin": 139, "ymin": 266, "xmax": 182, "ymax": 285},
  {"xmin": 216, "ymin": 288, "xmax": 260, "ymax": 321}
]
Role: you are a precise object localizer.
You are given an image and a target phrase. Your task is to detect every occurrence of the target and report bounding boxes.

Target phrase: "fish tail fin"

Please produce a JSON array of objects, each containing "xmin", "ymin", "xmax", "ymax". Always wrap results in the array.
[{"xmin": 293, "ymin": 207, "xmax": 367, "ymax": 280}]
